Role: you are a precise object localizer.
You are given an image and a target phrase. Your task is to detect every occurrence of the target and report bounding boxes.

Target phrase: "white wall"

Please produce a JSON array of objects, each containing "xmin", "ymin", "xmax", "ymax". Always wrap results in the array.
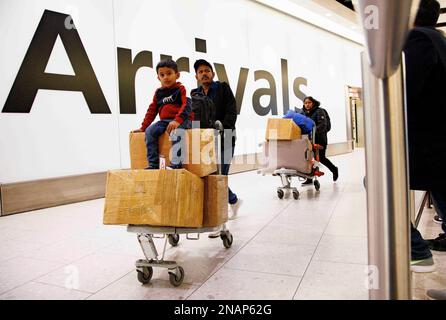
[{"xmin": 0, "ymin": 0, "xmax": 363, "ymax": 183}]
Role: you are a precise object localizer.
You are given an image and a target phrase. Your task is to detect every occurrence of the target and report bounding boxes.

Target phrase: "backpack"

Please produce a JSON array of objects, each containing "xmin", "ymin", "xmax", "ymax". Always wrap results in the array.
[
  {"xmin": 321, "ymin": 108, "xmax": 331, "ymax": 132},
  {"xmin": 191, "ymin": 91, "xmax": 216, "ymax": 128}
]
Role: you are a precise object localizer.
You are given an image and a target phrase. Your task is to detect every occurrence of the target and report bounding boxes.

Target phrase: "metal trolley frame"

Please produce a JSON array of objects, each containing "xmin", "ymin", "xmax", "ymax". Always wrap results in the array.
[{"xmin": 127, "ymin": 224, "xmax": 233, "ymax": 287}]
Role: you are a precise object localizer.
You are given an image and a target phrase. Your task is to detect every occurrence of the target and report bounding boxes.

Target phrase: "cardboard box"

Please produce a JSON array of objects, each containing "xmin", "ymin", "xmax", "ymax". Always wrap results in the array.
[
  {"xmin": 129, "ymin": 129, "xmax": 217, "ymax": 177},
  {"xmin": 129, "ymin": 132, "xmax": 148, "ymax": 170},
  {"xmin": 265, "ymin": 118, "xmax": 301, "ymax": 141},
  {"xmin": 202, "ymin": 175, "xmax": 228, "ymax": 227},
  {"xmin": 103, "ymin": 169, "xmax": 204, "ymax": 227}
]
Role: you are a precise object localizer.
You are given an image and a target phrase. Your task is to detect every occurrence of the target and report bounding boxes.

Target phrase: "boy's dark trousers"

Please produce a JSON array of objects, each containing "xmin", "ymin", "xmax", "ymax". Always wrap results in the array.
[{"xmin": 145, "ymin": 119, "xmax": 191, "ymax": 169}]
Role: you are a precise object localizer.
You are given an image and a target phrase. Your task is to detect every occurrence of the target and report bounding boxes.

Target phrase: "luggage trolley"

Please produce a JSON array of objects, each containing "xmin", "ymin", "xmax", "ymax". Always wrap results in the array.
[
  {"xmin": 128, "ymin": 120, "xmax": 233, "ymax": 287},
  {"xmin": 260, "ymin": 127, "xmax": 325, "ymax": 200}
]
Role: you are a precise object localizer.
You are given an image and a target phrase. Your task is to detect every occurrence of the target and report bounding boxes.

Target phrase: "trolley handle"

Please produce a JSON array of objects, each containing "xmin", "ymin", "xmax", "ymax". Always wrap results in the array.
[{"xmin": 214, "ymin": 120, "xmax": 224, "ymax": 175}]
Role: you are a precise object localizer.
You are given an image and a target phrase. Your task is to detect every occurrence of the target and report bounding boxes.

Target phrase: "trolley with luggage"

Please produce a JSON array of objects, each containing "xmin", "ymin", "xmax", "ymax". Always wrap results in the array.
[
  {"xmin": 259, "ymin": 126, "xmax": 325, "ymax": 200},
  {"xmin": 127, "ymin": 120, "xmax": 233, "ymax": 287}
]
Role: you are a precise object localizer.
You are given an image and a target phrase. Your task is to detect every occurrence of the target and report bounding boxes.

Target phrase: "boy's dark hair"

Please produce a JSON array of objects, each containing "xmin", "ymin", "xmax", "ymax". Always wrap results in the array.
[
  {"xmin": 415, "ymin": 0, "xmax": 440, "ymax": 27},
  {"xmin": 193, "ymin": 59, "xmax": 213, "ymax": 73},
  {"xmin": 156, "ymin": 59, "xmax": 178, "ymax": 73}
]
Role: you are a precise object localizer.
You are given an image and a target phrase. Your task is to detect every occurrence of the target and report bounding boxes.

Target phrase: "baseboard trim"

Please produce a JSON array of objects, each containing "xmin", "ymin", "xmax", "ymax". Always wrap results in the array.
[
  {"xmin": 326, "ymin": 141, "xmax": 354, "ymax": 156},
  {"xmin": 0, "ymin": 172, "xmax": 107, "ymax": 216},
  {"xmin": 0, "ymin": 141, "xmax": 353, "ymax": 216}
]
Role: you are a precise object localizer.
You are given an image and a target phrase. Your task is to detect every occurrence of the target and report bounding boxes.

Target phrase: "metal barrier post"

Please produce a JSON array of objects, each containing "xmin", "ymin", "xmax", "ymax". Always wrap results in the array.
[{"xmin": 357, "ymin": 0, "xmax": 420, "ymax": 300}]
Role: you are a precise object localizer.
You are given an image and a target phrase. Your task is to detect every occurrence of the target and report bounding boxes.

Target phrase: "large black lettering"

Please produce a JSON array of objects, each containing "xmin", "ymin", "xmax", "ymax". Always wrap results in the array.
[
  {"xmin": 281, "ymin": 59, "xmax": 290, "ymax": 115},
  {"xmin": 2, "ymin": 10, "xmax": 110, "ymax": 114},
  {"xmin": 293, "ymin": 77, "xmax": 308, "ymax": 110},
  {"xmin": 252, "ymin": 70, "xmax": 277, "ymax": 116},
  {"xmin": 118, "ymin": 48, "xmax": 153, "ymax": 114},
  {"xmin": 213, "ymin": 63, "xmax": 248, "ymax": 115}
]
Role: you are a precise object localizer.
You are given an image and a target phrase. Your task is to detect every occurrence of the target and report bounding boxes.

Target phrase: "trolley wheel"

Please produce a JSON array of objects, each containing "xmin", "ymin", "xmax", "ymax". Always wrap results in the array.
[
  {"xmin": 137, "ymin": 266, "xmax": 153, "ymax": 284},
  {"xmin": 221, "ymin": 232, "xmax": 233, "ymax": 248},
  {"xmin": 169, "ymin": 266, "xmax": 184, "ymax": 287},
  {"xmin": 292, "ymin": 190, "xmax": 300, "ymax": 200},
  {"xmin": 277, "ymin": 189, "xmax": 284, "ymax": 199},
  {"xmin": 168, "ymin": 234, "xmax": 180, "ymax": 247},
  {"xmin": 314, "ymin": 180, "xmax": 320, "ymax": 191}
]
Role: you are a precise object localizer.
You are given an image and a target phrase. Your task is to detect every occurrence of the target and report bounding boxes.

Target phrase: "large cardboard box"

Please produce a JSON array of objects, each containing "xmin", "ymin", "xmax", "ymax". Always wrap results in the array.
[
  {"xmin": 202, "ymin": 175, "xmax": 228, "ymax": 227},
  {"xmin": 265, "ymin": 118, "xmax": 301, "ymax": 141},
  {"xmin": 261, "ymin": 136, "xmax": 313, "ymax": 174},
  {"xmin": 103, "ymin": 169, "xmax": 204, "ymax": 227},
  {"xmin": 129, "ymin": 129, "xmax": 217, "ymax": 177}
]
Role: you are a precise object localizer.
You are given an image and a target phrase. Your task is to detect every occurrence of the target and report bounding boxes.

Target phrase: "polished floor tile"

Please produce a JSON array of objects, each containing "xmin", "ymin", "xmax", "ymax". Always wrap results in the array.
[
  {"xmin": 294, "ymin": 260, "xmax": 369, "ymax": 300},
  {"xmin": 313, "ymin": 234, "xmax": 368, "ymax": 265},
  {"xmin": 35, "ymin": 252, "xmax": 137, "ymax": 294},
  {"xmin": 224, "ymin": 241, "xmax": 316, "ymax": 277},
  {"xmin": 0, "ymin": 257, "xmax": 63, "ymax": 295},
  {"xmin": 88, "ymin": 272, "xmax": 199, "ymax": 300},
  {"xmin": 0, "ymin": 281, "xmax": 90, "ymax": 300},
  {"xmin": 188, "ymin": 268, "xmax": 301, "ymax": 300}
]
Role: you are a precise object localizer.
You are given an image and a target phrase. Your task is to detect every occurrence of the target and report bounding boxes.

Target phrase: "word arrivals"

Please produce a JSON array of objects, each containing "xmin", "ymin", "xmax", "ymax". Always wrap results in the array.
[
  {"xmin": 3, "ymin": 10, "xmax": 309, "ymax": 117},
  {"xmin": 174, "ymin": 304, "xmax": 208, "ymax": 318}
]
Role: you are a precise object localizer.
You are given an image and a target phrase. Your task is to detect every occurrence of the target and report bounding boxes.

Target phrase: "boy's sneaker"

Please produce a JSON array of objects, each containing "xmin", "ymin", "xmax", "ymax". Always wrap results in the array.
[
  {"xmin": 301, "ymin": 179, "xmax": 313, "ymax": 186},
  {"xmin": 433, "ymin": 215, "xmax": 443, "ymax": 224},
  {"xmin": 426, "ymin": 289, "xmax": 446, "ymax": 300},
  {"xmin": 229, "ymin": 198, "xmax": 243, "ymax": 220},
  {"xmin": 410, "ymin": 256, "xmax": 435, "ymax": 273}
]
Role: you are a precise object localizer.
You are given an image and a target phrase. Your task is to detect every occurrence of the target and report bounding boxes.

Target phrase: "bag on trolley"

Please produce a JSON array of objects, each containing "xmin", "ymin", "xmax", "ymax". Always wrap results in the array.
[{"xmin": 261, "ymin": 135, "xmax": 313, "ymax": 175}]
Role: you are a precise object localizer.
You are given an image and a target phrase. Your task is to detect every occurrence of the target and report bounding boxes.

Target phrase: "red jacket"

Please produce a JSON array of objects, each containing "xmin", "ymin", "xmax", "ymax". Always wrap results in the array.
[{"xmin": 139, "ymin": 82, "xmax": 193, "ymax": 131}]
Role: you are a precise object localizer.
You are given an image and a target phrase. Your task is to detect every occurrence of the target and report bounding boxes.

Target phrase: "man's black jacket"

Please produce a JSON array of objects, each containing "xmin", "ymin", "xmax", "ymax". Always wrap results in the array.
[{"xmin": 404, "ymin": 27, "xmax": 446, "ymax": 190}]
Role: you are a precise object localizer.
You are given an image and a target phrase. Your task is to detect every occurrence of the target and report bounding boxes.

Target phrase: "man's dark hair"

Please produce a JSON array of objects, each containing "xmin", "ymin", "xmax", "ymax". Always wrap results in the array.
[
  {"xmin": 414, "ymin": 0, "xmax": 440, "ymax": 27},
  {"xmin": 193, "ymin": 59, "xmax": 213, "ymax": 73},
  {"xmin": 303, "ymin": 96, "xmax": 321, "ymax": 108},
  {"xmin": 156, "ymin": 59, "xmax": 178, "ymax": 73}
]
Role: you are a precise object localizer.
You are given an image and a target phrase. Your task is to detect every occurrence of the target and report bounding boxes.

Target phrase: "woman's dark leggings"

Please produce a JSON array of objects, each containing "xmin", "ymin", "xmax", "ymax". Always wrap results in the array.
[{"xmin": 318, "ymin": 146, "xmax": 337, "ymax": 173}]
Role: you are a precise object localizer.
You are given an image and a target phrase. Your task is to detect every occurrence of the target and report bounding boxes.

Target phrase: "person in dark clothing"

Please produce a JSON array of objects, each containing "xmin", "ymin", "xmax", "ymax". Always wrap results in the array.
[
  {"xmin": 301, "ymin": 96, "xmax": 339, "ymax": 185},
  {"xmin": 132, "ymin": 59, "xmax": 193, "ymax": 169},
  {"xmin": 191, "ymin": 59, "xmax": 243, "ymax": 231},
  {"xmin": 404, "ymin": 0, "xmax": 446, "ymax": 273}
]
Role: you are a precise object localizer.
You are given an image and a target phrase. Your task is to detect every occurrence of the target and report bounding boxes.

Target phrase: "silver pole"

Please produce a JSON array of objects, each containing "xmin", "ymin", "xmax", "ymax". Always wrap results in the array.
[{"xmin": 357, "ymin": 0, "xmax": 420, "ymax": 300}]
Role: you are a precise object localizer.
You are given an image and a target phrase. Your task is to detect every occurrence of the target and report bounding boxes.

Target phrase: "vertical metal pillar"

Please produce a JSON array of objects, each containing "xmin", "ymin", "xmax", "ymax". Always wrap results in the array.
[{"xmin": 357, "ymin": 0, "xmax": 420, "ymax": 300}]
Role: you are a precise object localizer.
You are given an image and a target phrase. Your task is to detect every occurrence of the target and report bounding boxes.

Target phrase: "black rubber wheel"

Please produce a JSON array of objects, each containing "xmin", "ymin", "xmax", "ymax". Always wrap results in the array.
[
  {"xmin": 314, "ymin": 180, "xmax": 320, "ymax": 191},
  {"xmin": 293, "ymin": 190, "xmax": 299, "ymax": 200},
  {"xmin": 169, "ymin": 266, "xmax": 184, "ymax": 287},
  {"xmin": 168, "ymin": 234, "xmax": 180, "ymax": 247},
  {"xmin": 137, "ymin": 266, "xmax": 153, "ymax": 284},
  {"xmin": 221, "ymin": 233, "xmax": 233, "ymax": 248},
  {"xmin": 277, "ymin": 189, "xmax": 284, "ymax": 199}
]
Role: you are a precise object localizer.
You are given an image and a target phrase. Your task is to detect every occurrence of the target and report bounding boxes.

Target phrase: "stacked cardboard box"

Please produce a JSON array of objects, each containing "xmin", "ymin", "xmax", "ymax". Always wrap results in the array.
[
  {"xmin": 103, "ymin": 169, "xmax": 204, "ymax": 227},
  {"xmin": 129, "ymin": 129, "xmax": 217, "ymax": 177},
  {"xmin": 104, "ymin": 129, "xmax": 228, "ymax": 228},
  {"xmin": 265, "ymin": 118, "xmax": 301, "ymax": 141},
  {"xmin": 202, "ymin": 175, "xmax": 228, "ymax": 227}
]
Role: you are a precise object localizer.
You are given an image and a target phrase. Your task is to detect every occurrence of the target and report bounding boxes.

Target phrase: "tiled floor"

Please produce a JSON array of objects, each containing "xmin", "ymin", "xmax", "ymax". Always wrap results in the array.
[
  {"xmin": 412, "ymin": 203, "xmax": 446, "ymax": 300},
  {"xmin": 0, "ymin": 149, "xmax": 443, "ymax": 300}
]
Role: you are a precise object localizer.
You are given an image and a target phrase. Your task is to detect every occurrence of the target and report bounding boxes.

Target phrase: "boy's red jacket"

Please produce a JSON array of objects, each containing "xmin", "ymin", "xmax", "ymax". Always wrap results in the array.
[{"xmin": 139, "ymin": 82, "xmax": 193, "ymax": 131}]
